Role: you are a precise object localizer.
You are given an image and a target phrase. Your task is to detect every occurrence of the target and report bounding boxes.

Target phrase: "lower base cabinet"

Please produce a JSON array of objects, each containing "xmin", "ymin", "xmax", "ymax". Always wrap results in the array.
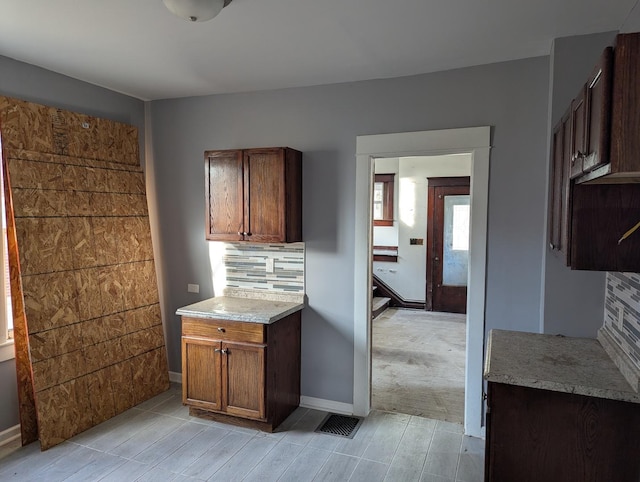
[
  {"xmin": 181, "ymin": 311, "xmax": 301, "ymax": 431},
  {"xmin": 485, "ymin": 382, "xmax": 640, "ymax": 482}
]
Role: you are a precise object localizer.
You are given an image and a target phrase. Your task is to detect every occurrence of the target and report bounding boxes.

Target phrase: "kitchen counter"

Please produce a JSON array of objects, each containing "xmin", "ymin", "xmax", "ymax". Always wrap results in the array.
[
  {"xmin": 176, "ymin": 295, "xmax": 304, "ymax": 324},
  {"xmin": 484, "ymin": 329, "xmax": 640, "ymax": 404}
]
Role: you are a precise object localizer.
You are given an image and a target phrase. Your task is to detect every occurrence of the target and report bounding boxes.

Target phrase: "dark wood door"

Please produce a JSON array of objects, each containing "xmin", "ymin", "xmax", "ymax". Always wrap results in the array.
[
  {"xmin": 244, "ymin": 148, "xmax": 286, "ymax": 243},
  {"xmin": 426, "ymin": 177, "xmax": 470, "ymax": 314},
  {"xmin": 223, "ymin": 341, "xmax": 266, "ymax": 420},
  {"xmin": 205, "ymin": 150, "xmax": 244, "ymax": 241},
  {"xmin": 182, "ymin": 337, "xmax": 223, "ymax": 411},
  {"xmin": 582, "ymin": 47, "xmax": 613, "ymax": 173}
]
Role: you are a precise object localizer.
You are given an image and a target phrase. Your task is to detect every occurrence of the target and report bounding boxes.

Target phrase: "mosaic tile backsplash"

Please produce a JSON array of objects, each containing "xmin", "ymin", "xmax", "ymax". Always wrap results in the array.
[
  {"xmin": 603, "ymin": 272, "xmax": 640, "ymax": 371},
  {"xmin": 224, "ymin": 242, "xmax": 305, "ymax": 293}
]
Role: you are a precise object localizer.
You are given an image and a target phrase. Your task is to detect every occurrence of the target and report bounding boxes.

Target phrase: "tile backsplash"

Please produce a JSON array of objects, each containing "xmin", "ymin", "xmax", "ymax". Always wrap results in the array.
[
  {"xmin": 223, "ymin": 242, "xmax": 305, "ymax": 293},
  {"xmin": 602, "ymin": 272, "xmax": 640, "ymax": 378}
]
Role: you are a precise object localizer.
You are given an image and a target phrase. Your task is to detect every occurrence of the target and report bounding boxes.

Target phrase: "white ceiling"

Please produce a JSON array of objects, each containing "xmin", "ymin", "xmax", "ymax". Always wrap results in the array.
[{"xmin": 1, "ymin": 0, "xmax": 638, "ymax": 101}]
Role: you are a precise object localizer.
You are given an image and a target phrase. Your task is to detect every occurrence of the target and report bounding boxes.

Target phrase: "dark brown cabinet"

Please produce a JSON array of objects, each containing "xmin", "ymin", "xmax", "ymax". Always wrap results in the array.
[
  {"xmin": 568, "ymin": 47, "xmax": 613, "ymax": 179},
  {"xmin": 205, "ymin": 147, "xmax": 302, "ymax": 243},
  {"xmin": 181, "ymin": 312, "xmax": 301, "ymax": 431},
  {"xmin": 549, "ymin": 33, "xmax": 640, "ymax": 271},
  {"xmin": 582, "ymin": 34, "xmax": 640, "ymax": 183},
  {"xmin": 485, "ymin": 382, "xmax": 640, "ymax": 482},
  {"xmin": 582, "ymin": 47, "xmax": 613, "ymax": 173},
  {"xmin": 548, "ymin": 110, "xmax": 571, "ymax": 255},
  {"xmin": 569, "ymin": 86, "xmax": 587, "ymax": 179}
]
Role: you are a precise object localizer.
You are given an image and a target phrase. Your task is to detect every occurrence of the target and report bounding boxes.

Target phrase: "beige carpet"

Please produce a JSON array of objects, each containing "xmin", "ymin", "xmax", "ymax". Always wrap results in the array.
[{"xmin": 372, "ymin": 307, "xmax": 466, "ymax": 424}]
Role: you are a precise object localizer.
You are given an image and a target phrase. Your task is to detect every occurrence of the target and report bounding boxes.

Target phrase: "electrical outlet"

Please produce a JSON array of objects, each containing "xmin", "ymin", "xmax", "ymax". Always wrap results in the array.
[
  {"xmin": 266, "ymin": 258, "xmax": 275, "ymax": 273},
  {"xmin": 187, "ymin": 283, "xmax": 200, "ymax": 293}
]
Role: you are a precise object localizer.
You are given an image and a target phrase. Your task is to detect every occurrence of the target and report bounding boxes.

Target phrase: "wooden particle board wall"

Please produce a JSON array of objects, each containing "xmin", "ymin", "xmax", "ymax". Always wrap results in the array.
[{"xmin": 0, "ymin": 96, "xmax": 169, "ymax": 450}]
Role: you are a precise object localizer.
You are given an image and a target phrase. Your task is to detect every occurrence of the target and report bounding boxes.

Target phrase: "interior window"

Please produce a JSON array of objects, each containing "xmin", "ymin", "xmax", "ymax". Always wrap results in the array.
[{"xmin": 373, "ymin": 174, "xmax": 394, "ymax": 226}]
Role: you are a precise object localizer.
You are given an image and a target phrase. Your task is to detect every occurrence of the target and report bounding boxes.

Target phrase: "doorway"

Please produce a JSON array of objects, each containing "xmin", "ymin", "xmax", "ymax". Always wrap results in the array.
[
  {"xmin": 371, "ymin": 164, "xmax": 470, "ymax": 423},
  {"xmin": 353, "ymin": 127, "xmax": 491, "ymax": 438},
  {"xmin": 426, "ymin": 177, "xmax": 470, "ymax": 314}
]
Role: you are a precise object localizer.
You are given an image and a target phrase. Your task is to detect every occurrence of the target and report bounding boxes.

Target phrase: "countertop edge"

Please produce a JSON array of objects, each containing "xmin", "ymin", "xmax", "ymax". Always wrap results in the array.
[
  {"xmin": 483, "ymin": 329, "xmax": 640, "ymax": 405},
  {"xmin": 484, "ymin": 373, "xmax": 640, "ymax": 404},
  {"xmin": 176, "ymin": 302, "xmax": 304, "ymax": 324}
]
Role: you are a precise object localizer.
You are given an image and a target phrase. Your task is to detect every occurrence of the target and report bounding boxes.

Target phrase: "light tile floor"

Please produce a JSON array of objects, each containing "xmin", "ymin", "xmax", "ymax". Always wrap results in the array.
[{"xmin": 0, "ymin": 384, "xmax": 484, "ymax": 481}]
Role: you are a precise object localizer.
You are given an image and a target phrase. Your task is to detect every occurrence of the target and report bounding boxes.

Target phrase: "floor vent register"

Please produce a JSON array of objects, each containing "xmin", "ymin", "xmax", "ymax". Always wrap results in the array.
[{"xmin": 315, "ymin": 414, "xmax": 363, "ymax": 439}]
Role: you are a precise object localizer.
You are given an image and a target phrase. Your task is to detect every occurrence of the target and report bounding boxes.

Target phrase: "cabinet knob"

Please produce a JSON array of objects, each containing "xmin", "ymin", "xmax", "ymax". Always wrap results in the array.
[
  {"xmin": 549, "ymin": 243, "xmax": 555, "ymax": 250},
  {"xmin": 238, "ymin": 231, "xmax": 243, "ymax": 236},
  {"xmin": 246, "ymin": 232, "xmax": 252, "ymax": 236},
  {"xmin": 217, "ymin": 327, "xmax": 225, "ymax": 333},
  {"xmin": 214, "ymin": 348, "xmax": 228, "ymax": 354}
]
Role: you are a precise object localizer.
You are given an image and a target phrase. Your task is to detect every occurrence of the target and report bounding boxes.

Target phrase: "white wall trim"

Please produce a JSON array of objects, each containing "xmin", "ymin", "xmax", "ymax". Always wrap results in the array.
[
  {"xmin": 300, "ymin": 396, "xmax": 354, "ymax": 415},
  {"xmin": 354, "ymin": 127, "xmax": 491, "ymax": 438},
  {"xmin": 0, "ymin": 424, "xmax": 20, "ymax": 447},
  {"xmin": 168, "ymin": 371, "xmax": 182, "ymax": 384}
]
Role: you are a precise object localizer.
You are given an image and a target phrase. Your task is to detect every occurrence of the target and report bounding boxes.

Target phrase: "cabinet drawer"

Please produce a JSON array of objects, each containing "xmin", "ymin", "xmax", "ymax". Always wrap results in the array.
[{"xmin": 182, "ymin": 317, "xmax": 265, "ymax": 343}]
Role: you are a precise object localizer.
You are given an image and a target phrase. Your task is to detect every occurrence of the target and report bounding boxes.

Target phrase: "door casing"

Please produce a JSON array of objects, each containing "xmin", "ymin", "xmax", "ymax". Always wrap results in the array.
[{"xmin": 354, "ymin": 127, "xmax": 491, "ymax": 438}]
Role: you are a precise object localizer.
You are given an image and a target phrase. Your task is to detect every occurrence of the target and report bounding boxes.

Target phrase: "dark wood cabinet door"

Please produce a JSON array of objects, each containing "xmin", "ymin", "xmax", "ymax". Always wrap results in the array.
[
  {"xmin": 582, "ymin": 47, "xmax": 613, "ymax": 173},
  {"xmin": 244, "ymin": 148, "xmax": 286, "ymax": 243},
  {"xmin": 222, "ymin": 341, "xmax": 266, "ymax": 420},
  {"xmin": 569, "ymin": 86, "xmax": 587, "ymax": 178},
  {"xmin": 610, "ymin": 33, "xmax": 640, "ymax": 176},
  {"xmin": 561, "ymin": 112, "xmax": 573, "ymax": 265},
  {"xmin": 205, "ymin": 150, "xmax": 244, "ymax": 241},
  {"xmin": 485, "ymin": 382, "xmax": 640, "ymax": 482},
  {"xmin": 182, "ymin": 337, "xmax": 223, "ymax": 411},
  {"xmin": 549, "ymin": 118, "xmax": 564, "ymax": 251},
  {"xmin": 549, "ymin": 109, "xmax": 572, "ymax": 260}
]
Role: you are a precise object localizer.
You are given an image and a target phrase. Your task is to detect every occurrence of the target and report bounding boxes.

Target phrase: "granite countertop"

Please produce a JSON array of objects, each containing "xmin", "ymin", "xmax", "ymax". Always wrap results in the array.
[
  {"xmin": 484, "ymin": 329, "xmax": 640, "ymax": 404},
  {"xmin": 176, "ymin": 296, "xmax": 304, "ymax": 324}
]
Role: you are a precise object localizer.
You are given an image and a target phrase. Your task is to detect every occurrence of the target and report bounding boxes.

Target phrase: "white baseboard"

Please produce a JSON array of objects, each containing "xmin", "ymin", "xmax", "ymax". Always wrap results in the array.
[
  {"xmin": 169, "ymin": 371, "xmax": 182, "ymax": 384},
  {"xmin": 299, "ymin": 396, "xmax": 354, "ymax": 415},
  {"xmin": 0, "ymin": 424, "xmax": 20, "ymax": 447}
]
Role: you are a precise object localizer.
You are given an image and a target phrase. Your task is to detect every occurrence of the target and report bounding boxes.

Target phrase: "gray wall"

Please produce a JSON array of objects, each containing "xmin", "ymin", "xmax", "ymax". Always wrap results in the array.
[
  {"xmin": 542, "ymin": 32, "xmax": 617, "ymax": 337},
  {"xmin": 0, "ymin": 359, "xmax": 18, "ymax": 433},
  {"xmin": 0, "ymin": 54, "xmax": 145, "ymax": 433},
  {"xmin": 150, "ymin": 56, "xmax": 550, "ymax": 404}
]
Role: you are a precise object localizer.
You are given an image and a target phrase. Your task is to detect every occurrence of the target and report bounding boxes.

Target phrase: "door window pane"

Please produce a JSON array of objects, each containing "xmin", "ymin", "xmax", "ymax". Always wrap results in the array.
[{"xmin": 443, "ymin": 195, "xmax": 470, "ymax": 287}]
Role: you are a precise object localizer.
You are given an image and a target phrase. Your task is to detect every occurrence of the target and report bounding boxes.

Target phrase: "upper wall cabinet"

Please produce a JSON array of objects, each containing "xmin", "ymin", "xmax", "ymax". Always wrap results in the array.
[
  {"xmin": 575, "ymin": 34, "xmax": 640, "ymax": 184},
  {"xmin": 569, "ymin": 47, "xmax": 613, "ymax": 179},
  {"xmin": 205, "ymin": 147, "xmax": 302, "ymax": 243},
  {"xmin": 549, "ymin": 33, "xmax": 640, "ymax": 271}
]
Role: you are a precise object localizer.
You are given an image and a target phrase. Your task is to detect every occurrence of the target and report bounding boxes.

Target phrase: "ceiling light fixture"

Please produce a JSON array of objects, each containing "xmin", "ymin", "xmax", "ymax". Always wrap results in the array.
[{"xmin": 163, "ymin": 0, "xmax": 232, "ymax": 22}]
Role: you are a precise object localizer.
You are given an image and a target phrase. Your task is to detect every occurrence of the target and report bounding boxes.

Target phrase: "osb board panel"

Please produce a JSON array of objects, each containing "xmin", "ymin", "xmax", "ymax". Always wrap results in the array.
[
  {"xmin": 0, "ymin": 96, "xmax": 168, "ymax": 451},
  {"xmin": 0, "ymin": 96, "xmax": 139, "ymax": 165}
]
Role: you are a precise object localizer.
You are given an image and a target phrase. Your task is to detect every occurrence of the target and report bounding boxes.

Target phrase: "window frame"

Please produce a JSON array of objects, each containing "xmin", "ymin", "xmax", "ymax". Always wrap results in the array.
[{"xmin": 373, "ymin": 174, "xmax": 395, "ymax": 227}]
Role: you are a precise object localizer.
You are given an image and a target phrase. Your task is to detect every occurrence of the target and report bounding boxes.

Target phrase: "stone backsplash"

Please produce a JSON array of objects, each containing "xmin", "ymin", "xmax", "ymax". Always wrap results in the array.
[
  {"xmin": 223, "ymin": 242, "xmax": 305, "ymax": 293},
  {"xmin": 599, "ymin": 272, "xmax": 640, "ymax": 391}
]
